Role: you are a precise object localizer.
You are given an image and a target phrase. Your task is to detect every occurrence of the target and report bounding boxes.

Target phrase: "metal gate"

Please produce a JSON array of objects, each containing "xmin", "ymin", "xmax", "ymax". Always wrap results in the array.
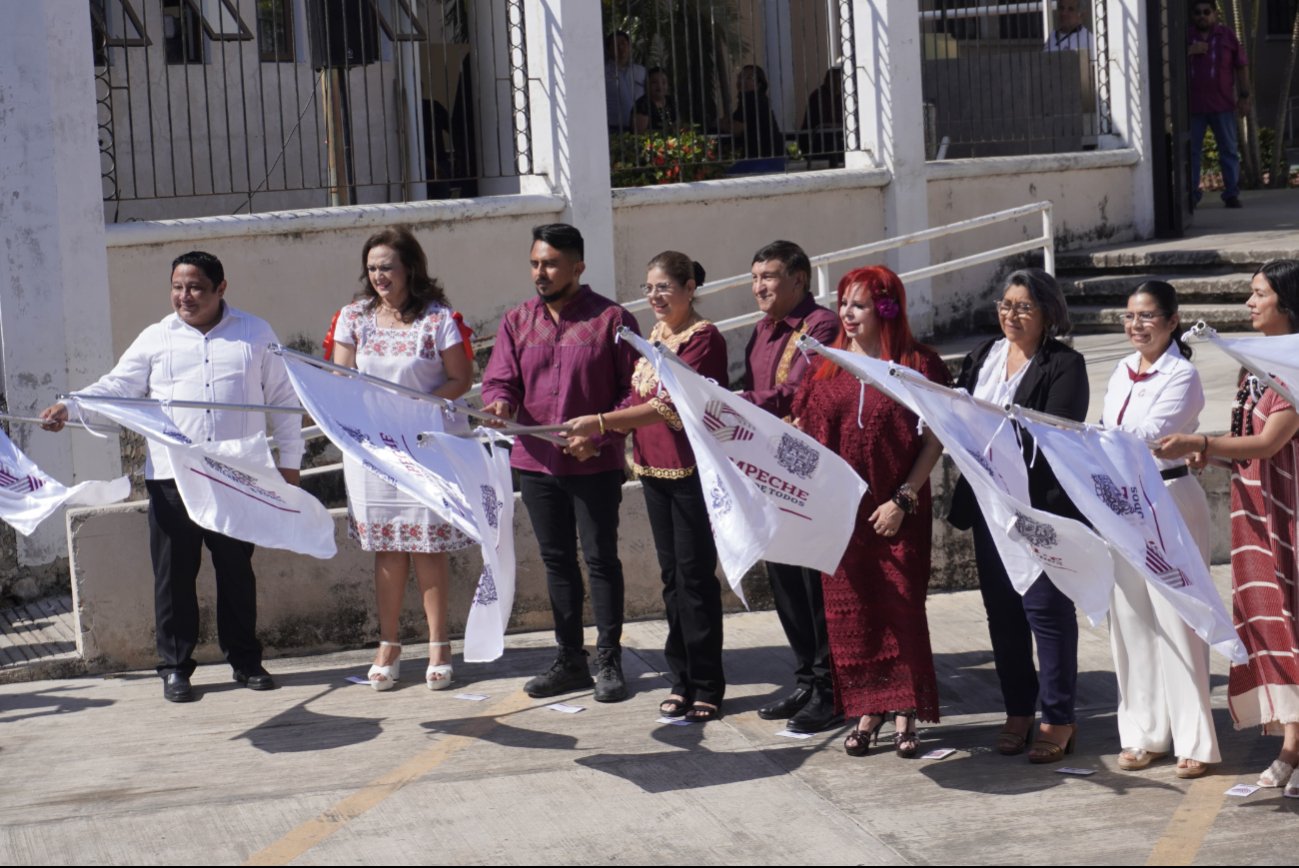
[{"xmin": 1147, "ymin": 0, "xmax": 1192, "ymax": 237}]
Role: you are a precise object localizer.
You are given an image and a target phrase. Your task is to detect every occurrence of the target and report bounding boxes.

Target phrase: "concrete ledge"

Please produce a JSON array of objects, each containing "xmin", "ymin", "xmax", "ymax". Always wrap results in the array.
[
  {"xmin": 925, "ymin": 148, "xmax": 1140, "ymax": 181},
  {"xmin": 611, "ymin": 167, "xmax": 891, "ymax": 209},
  {"xmin": 66, "ymin": 485, "xmax": 770, "ymax": 672},
  {"xmin": 103, "ymin": 194, "xmax": 568, "ymax": 247},
  {"xmin": 66, "ymin": 456, "xmax": 1231, "ymax": 672}
]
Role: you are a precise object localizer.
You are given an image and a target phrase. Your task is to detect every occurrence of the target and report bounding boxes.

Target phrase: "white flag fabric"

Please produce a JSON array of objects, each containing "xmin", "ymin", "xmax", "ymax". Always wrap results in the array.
[
  {"xmin": 1018, "ymin": 417, "xmax": 1245, "ymax": 662},
  {"xmin": 849, "ymin": 367, "xmax": 1117, "ymax": 624},
  {"xmin": 72, "ymin": 397, "xmax": 336, "ymax": 559},
  {"xmin": 621, "ymin": 331, "xmax": 868, "ymax": 603},
  {"xmin": 807, "ymin": 343, "xmax": 927, "ymax": 416},
  {"xmin": 0, "ymin": 425, "xmax": 130, "ymax": 536},
  {"xmin": 1195, "ymin": 330, "xmax": 1299, "ymax": 404},
  {"xmin": 281, "ymin": 354, "xmax": 516, "ymax": 662}
]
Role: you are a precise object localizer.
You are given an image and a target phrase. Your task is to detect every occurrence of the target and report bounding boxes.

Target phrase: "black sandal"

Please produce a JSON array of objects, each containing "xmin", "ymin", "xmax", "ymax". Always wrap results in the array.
[
  {"xmin": 684, "ymin": 702, "xmax": 721, "ymax": 723},
  {"xmin": 893, "ymin": 710, "xmax": 919, "ymax": 758},
  {"xmin": 659, "ymin": 695, "xmax": 690, "ymax": 718},
  {"xmin": 844, "ymin": 714, "xmax": 886, "ymax": 757}
]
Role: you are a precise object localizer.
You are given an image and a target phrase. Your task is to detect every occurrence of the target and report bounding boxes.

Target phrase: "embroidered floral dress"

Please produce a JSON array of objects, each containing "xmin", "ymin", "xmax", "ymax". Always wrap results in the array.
[
  {"xmin": 331, "ymin": 300, "xmax": 472, "ymax": 553},
  {"xmin": 792, "ymin": 348, "xmax": 950, "ymax": 721}
]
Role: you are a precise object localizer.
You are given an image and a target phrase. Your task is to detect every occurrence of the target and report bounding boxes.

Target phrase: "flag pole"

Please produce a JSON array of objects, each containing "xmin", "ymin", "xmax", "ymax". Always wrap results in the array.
[
  {"xmin": 276, "ymin": 346, "xmax": 570, "ymax": 446},
  {"xmin": 65, "ymin": 394, "xmax": 306, "ymax": 415},
  {"xmin": 0, "ymin": 413, "xmax": 118, "ymax": 435}
]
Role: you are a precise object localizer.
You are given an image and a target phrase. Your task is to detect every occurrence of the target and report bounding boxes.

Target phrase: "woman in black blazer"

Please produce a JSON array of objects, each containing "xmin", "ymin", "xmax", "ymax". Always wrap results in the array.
[{"xmin": 948, "ymin": 268, "xmax": 1089, "ymax": 763}]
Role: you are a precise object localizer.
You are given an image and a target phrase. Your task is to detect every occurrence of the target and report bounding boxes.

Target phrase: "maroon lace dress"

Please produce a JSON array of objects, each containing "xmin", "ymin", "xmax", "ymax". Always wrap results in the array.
[{"xmin": 792, "ymin": 348, "xmax": 949, "ymax": 721}]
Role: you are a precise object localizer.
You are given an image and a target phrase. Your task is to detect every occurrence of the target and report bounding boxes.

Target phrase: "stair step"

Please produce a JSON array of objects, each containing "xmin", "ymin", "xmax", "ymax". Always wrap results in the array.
[
  {"xmin": 1056, "ymin": 249, "xmax": 1282, "ymax": 272},
  {"xmin": 1058, "ymin": 271, "xmax": 1254, "ymax": 303},
  {"xmin": 1069, "ymin": 303, "xmax": 1252, "ymax": 333}
]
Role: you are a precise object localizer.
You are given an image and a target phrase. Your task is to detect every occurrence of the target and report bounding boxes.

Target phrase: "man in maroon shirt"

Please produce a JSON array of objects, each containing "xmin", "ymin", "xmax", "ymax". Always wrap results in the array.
[
  {"xmin": 740, "ymin": 240, "xmax": 842, "ymax": 732},
  {"xmin": 481, "ymin": 224, "xmax": 640, "ymax": 701},
  {"xmin": 1187, "ymin": 0, "xmax": 1251, "ymax": 208}
]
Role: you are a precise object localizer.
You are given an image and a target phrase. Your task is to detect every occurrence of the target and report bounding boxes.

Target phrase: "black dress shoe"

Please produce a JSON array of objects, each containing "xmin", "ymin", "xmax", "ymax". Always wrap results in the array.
[
  {"xmin": 758, "ymin": 688, "xmax": 812, "ymax": 720},
  {"xmin": 232, "ymin": 666, "xmax": 276, "ymax": 691},
  {"xmin": 786, "ymin": 690, "xmax": 843, "ymax": 734},
  {"xmin": 163, "ymin": 672, "xmax": 195, "ymax": 703}
]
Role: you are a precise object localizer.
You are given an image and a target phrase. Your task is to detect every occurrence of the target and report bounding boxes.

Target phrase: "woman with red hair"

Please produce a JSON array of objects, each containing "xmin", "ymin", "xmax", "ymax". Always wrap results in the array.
[{"xmin": 791, "ymin": 266, "xmax": 949, "ymax": 757}]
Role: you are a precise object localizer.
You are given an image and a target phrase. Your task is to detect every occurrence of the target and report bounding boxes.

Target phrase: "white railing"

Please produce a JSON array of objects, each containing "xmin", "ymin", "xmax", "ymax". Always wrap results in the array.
[
  {"xmin": 622, "ymin": 200, "xmax": 1055, "ymax": 338},
  {"xmin": 303, "ymin": 200, "xmax": 1054, "ymax": 447}
]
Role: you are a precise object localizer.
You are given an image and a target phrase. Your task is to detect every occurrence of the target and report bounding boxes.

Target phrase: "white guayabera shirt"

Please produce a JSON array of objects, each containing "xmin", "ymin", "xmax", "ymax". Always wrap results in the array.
[{"xmin": 78, "ymin": 303, "xmax": 304, "ymax": 478}]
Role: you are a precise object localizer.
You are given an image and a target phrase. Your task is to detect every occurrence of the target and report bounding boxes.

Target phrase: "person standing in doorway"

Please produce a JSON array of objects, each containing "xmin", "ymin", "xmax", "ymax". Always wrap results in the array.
[{"xmin": 1188, "ymin": 0, "xmax": 1251, "ymax": 209}]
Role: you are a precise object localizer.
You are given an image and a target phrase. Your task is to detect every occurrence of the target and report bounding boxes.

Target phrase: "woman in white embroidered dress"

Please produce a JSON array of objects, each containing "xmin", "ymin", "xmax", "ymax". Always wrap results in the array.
[
  {"xmin": 1101, "ymin": 281, "xmax": 1219, "ymax": 778},
  {"xmin": 332, "ymin": 227, "xmax": 474, "ymax": 691}
]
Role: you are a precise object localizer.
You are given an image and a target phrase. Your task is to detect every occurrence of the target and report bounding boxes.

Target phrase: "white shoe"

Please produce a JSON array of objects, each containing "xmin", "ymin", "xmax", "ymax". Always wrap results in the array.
[
  {"xmin": 426, "ymin": 641, "xmax": 453, "ymax": 691},
  {"xmin": 1258, "ymin": 758, "xmax": 1294, "ymax": 788},
  {"xmin": 367, "ymin": 640, "xmax": 401, "ymax": 691},
  {"xmin": 1286, "ymin": 768, "xmax": 1299, "ymax": 799}
]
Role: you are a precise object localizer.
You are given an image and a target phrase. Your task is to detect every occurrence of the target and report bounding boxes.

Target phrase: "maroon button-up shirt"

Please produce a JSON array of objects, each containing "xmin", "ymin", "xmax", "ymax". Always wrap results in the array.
[
  {"xmin": 741, "ymin": 292, "xmax": 840, "ymax": 418},
  {"xmin": 1188, "ymin": 24, "xmax": 1246, "ymax": 115},
  {"xmin": 481, "ymin": 285, "xmax": 640, "ymax": 476}
]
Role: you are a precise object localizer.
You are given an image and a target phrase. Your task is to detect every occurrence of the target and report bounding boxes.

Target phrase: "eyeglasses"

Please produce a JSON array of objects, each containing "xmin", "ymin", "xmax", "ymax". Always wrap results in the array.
[
  {"xmin": 995, "ymin": 301, "xmax": 1037, "ymax": 317},
  {"xmin": 1193, "ymin": 8, "xmax": 1214, "ymax": 15},
  {"xmin": 641, "ymin": 282, "xmax": 677, "ymax": 297},
  {"xmin": 1119, "ymin": 312, "xmax": 1166, "ymax": 324}
]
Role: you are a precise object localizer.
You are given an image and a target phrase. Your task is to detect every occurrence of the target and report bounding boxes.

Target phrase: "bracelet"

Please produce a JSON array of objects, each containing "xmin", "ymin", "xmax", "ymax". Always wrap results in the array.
[
  {"xmin": 597, "ymin": 413, "xmax": 606, "ymax": 436},
  {"xmin": 1202, "ymin": 434, "xmax": 1210, "ymax": 455},
  {"xmin": 892, "ymin": 483, "xmax": 918, "ymax": 515}
]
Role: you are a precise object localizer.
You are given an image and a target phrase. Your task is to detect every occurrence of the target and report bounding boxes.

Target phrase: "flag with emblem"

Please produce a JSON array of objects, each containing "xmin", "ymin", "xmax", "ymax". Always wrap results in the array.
[
  {"xmin": 0, "ymin": 425, "xmax": 129, "ymax": 536},
  {"xmin": 281, "ymin": 353, "xmax": 515, "ymax": 662},
  {"xmin": 621, "ymin": 331, "xmax": 867, "ymax": 605},
  {"xmin": 1018, "ymin": 417, "xmax": 1244, "ymax": 662},
  {"xmin": 71, "ymin": 397, "xmax": 336, "ymax": 559}
]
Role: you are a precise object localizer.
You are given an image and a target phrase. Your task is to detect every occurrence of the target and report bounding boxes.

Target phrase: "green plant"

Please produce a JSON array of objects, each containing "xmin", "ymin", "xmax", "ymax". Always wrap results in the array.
[{"xmin": 610, "ymin": 128, "xmax": 728, "ymax": 187}]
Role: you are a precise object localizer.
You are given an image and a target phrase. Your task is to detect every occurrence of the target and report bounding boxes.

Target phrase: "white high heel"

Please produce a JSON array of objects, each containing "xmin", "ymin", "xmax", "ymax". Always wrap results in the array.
[
  {"xmin": 426, "ymin": 641, "xmax": 453, "ymax": 690},
  {"xmin": 367, "ymin": 640, "xmax": 401, "ymax": 691}
]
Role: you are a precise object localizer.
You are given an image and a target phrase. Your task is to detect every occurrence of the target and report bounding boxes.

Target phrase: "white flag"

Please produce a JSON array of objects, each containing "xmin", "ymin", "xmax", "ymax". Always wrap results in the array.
[
  {"xmin": 621, "ymin": 331, "xmax": 868, "ymax": 603},
  {"xmin": 1196, "ymin": 330, "xmax": 1299, "ymax": 404},
  {"xmin": 1018, "ymin": 418, "xmax": 1245, "ymax": 662},
  {"xmin": 902, "ymin": 382, "xmax": 1115, "ymax": 623},
  {"xmin": 72, "ymin": 398, "xmax": 336, "ymax": 559},
  {"xmin": 0, "ymin": 425, "xmax": 129, "ymax": 536},
  {"xmin": 281, "ymin": 354, "xmax": 516, "ymax": 663}
]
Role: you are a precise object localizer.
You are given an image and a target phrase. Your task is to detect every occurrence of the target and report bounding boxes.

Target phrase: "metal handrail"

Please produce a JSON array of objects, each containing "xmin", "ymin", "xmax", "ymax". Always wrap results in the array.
[{"xmin": 623, "ymin": 200, "xmax": 1054, "ymax": 332}]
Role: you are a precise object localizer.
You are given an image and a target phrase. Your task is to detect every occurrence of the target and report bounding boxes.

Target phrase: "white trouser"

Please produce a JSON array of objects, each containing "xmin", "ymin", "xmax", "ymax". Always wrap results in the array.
[{"xmin": 1108, "ymin": 474, "xmax": 1221, "ymax": 763}]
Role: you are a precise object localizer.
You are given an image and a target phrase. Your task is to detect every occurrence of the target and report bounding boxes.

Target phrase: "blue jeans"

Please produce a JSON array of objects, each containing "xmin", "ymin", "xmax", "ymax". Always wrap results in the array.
[{"xmin": 1190, "ymin": 111, "xmax": 1241, "ymax": 200}]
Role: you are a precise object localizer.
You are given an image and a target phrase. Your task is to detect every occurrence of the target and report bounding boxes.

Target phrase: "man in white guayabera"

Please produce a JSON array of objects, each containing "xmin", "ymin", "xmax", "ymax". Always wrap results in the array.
[{"xmin": 41, "ymin": 251, "xmax": 303, "ymax": 703}]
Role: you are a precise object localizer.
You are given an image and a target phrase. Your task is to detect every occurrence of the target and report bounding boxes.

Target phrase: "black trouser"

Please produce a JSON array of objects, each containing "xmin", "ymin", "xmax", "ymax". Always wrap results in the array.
[
  {"xmin": 766, "ymin": 561, "xmax": 833, "ymax": 692},
  {"xmin": 971, "ymin": 509, "xmax": 1079, "ymax": 725},
  {"xmin": 642, "ymin": 474, "xmax": 725, "ymax": 705},
  {"xmin": 519, "ymin": 470, "xmax": 625, "ymax": 652},
  {"xmin": 147, "ymin": 479, "xmax": 261, "ymax": 677}
]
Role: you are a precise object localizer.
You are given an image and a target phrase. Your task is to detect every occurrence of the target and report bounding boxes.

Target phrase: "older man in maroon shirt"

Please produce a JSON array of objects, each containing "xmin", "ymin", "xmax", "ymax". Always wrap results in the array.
[
  {"xmin": 740, "ymin": 240, "xmax": 842, "ymax": 733},
  {"xmin": 481, "ymin": 223, "xmax": 640, "ymax": 702}
]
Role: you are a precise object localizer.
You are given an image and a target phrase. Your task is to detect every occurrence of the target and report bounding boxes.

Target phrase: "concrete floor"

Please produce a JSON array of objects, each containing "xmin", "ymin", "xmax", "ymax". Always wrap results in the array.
[{"xmin": 1, "ymin": 566, "xmax": 1296, "ymax": 866}]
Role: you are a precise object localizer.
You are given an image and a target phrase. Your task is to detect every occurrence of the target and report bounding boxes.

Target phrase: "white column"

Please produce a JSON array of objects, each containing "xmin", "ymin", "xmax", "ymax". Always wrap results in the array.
[
  {"xmin": 521, "ymin": 0, "xmax": 616, "ymax": 296},
  {"xmin": 0, "ymin": 1, "xmax": 122, "ymax": 564},
  {"xmin": 1100, "ymin": 0, "xmax": 1155, "ymax": 237},
  {"xmin": 848, "ymin": 0, "xmax": 933, "ymax": 334}
]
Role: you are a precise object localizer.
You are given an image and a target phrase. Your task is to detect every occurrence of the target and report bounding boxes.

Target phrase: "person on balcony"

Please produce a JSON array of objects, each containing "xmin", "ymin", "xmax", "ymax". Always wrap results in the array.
[
  {"xmin": 720, "ymin": 65, "xmax": 784, "ymax": 159},
  {"xmin": 632, "ymin": 67, "xmax": 680, "ymax": 134},
  {"xmin": 605, "ymin": 30, "xmax": 646, "ymax": 136},
  {"xmin": 1043, "ymin": 0, "xmax": 1094, "ymax": 56}
]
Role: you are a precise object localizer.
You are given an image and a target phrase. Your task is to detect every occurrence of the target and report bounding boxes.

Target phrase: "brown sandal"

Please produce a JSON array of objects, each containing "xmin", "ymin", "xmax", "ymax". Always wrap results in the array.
[
  {"xmin": 997, "ymin": 717, "xmax": 1035, "ymax": 756},
  {"xmin": 1028, "ymin": 725, "xmax": 1076, "ymax": 764}
]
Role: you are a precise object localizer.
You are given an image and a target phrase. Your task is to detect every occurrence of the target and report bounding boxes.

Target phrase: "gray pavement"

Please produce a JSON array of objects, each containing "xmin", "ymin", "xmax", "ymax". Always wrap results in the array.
[{"xmin": 2, "ymin": 566, "xmax": 1296, "ymax": 866}]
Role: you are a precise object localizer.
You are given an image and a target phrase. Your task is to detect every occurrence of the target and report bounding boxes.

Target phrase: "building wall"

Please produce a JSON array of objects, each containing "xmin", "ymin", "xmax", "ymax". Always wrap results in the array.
[{"xmin": 101, "ymin": 196, "xmax": 565, "ymax": 361}]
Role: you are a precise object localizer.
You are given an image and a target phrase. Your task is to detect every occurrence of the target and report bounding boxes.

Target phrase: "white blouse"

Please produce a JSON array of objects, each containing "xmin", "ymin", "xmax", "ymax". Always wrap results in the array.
[
  {"xmin": 1101, "ymin": 343, "xmax": 1204, "ymax": 470},
  {"xmin": 972, "ymin": 338, "xmax": 1034, "ymax": 407}
]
